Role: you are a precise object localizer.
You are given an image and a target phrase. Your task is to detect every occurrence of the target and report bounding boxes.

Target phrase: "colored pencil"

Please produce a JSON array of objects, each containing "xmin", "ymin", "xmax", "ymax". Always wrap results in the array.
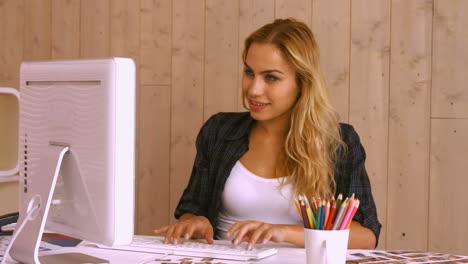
[
  {"xmin": 324, "ymin": 198, "xmax": 336, "ymax": 230},
  {"xmin": 339, "ymin": 199, "xmax": 356, "ymax": 230},
  {"xmin": 299, "ymin": 199, "xmax": 311, "ymax": 229},
  {"xmin": 335, "ymin": 193, "xmax": 343, "ymax": 215},
  {"xmin": 300, "ymin": 194, "xmax": 314, "ymax": 229},
  {"xmin": 316, "ymin": 200, "xmax": 322, "ymax": 229},
  {"xmin": 320, "ymin": 201, "xmax": 326, "ymax": 229},
  {"xmin": 345, "ymin": 199, "xmax": 360, "ymax": 229},
  {"xmin": 294, "ymin": 198, "xmax": 301, "ymax": 215},
  {"xmin": 331, "ymin": 200, "xmax": 348, "ymax": 230},
  {"xmin": 302, "ymin": 195, "xmax": 313, "ymax": 213},
  {"xmin": 323, "ymin": 200, "xmax": 330, "ymax": 230},
  {"xmin": 306, "ymin": 206, "xmax": 315, "ymax": 229},
  {"xmin": 311, "ymin": 197, "xmax": 318, "ymax": 213},
  {"xmin": 348, "ymin": 193, "xmax": 355, "ymax": 207}
]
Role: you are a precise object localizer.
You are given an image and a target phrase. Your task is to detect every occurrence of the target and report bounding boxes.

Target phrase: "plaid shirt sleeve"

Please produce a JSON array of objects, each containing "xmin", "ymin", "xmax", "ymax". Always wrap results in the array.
[
  {"xmin": 174, "ymin": 115, "xmax": 215, "ymax": 219},
  {"xmin": 335, "ymin": 123, "xmax": 382, "ymax": 247}
]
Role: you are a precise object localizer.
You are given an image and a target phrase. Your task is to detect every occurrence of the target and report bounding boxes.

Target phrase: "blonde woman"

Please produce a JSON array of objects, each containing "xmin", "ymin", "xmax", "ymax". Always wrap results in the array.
[{"xmin": 154, "ymin": 18, "xmax": 381, "ymax": 249}]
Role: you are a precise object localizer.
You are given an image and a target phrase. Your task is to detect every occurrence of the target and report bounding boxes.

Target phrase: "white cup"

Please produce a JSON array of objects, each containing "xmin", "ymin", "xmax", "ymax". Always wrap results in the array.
[{"xmin": 304, "ymin": 229, "xmax": 349, "ymax": 264}]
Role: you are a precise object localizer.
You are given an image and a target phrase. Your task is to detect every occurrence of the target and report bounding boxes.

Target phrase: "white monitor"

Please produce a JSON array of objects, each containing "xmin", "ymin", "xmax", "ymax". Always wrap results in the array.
[{"xmin": 5, "ymin": 58, "xmax": 135, "ymax": 263}]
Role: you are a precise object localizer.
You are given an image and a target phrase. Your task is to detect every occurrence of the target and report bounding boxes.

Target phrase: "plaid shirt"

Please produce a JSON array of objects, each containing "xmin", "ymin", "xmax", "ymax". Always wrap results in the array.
[{"xmin": 175, "ymin": 112, "xmax": 381, "ymax": 244}]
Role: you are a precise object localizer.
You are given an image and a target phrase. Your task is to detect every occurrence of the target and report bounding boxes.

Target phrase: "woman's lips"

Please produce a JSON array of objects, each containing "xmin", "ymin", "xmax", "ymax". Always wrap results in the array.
[{"xmin": 249, "ymin": 100, "xmax": 269, "ymax": 111}]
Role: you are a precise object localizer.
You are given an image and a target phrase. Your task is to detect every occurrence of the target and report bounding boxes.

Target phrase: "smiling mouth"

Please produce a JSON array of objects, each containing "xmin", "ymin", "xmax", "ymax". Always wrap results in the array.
[
  {"xmin": 250, "ymin": 100, "xmax": 268, "ymax": 106},
  {"xmin": 249, "ymin": 100, "xmax": 269, "ymax": 111}
]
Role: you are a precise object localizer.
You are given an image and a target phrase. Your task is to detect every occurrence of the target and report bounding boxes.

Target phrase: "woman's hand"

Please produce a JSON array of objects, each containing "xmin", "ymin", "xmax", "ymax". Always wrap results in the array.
[
  {"xmin": 153, "ymin": 213, "xmax": 214, "ymax": 245},
  {"xmin": 227, "ymin": 221, "xmax": 304, "ymax": 250}
]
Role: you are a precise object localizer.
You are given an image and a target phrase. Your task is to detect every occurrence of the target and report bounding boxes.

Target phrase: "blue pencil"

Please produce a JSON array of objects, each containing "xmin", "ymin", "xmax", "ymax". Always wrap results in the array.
[
  {"xmin": 316, "ymin": 201, "xmax": 322, "ymax": 229},
  {"xmin": 320, "ymin": 201, "xmax": 325, "ymax": 229}
]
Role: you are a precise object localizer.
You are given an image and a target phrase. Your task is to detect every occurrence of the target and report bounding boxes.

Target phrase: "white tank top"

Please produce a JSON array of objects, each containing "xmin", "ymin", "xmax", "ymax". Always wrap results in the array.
[{"xmin": 216, "ymin": 161, "xmax": 302, "ymax": 239}]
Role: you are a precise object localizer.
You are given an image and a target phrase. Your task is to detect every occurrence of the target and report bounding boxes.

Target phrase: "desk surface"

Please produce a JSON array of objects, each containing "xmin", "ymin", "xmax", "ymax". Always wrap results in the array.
[
  {"xmin": 2, "ymin": 235, "xmax": 468, "ymax": 264},
  {"xmin": 37, "ymin": 244, "xmax": 468, "ymax": 264}
]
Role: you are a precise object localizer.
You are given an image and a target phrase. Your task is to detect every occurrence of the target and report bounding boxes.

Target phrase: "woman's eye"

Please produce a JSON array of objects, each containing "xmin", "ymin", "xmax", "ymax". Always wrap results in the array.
[
  {"xmin": 244, "ymin": 69, "xmax": 254, "ymax": 76},
  {"xmin": 266, "ymin": 74, "xmax": 279, "ymax": 81}
]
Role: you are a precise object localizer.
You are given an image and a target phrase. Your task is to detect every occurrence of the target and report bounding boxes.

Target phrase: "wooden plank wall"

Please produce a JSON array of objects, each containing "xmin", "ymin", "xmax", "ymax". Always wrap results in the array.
[{"xmin": 0, "ymin": 0, "xmax": 467, "ymax": 254}]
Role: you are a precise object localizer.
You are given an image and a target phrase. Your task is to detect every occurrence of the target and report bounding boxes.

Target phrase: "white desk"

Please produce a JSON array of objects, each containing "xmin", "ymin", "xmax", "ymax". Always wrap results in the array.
[
  {"xmin": 52, "ymin": 241, "xmax": 307, "ymax": 264},
  {"xmin": 39, "ymin": 246, "xmax": 306, "ymax": 264},
  {"xmin": 1, "ymin": 237, "xmax": 306, "ymax": 264},
  {"xmin": 34, "ymin": 243, "xmax": 468, "ymax": 264},
  {"xmin": 4, "ymin": 236, "xmax": 468, "ymax": 264}
]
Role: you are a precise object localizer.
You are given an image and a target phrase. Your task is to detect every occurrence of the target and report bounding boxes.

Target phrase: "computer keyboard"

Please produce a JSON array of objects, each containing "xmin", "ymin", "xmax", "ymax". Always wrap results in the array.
[{"xmin": 97, "ymin": 235, "xmax": 278, "ymax": 261}]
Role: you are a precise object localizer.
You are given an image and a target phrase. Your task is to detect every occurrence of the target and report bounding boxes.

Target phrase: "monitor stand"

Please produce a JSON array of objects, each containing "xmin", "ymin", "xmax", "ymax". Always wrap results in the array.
[{"xmin": 3, "ymin": 144, "xmax": 109, "ymax": 264}]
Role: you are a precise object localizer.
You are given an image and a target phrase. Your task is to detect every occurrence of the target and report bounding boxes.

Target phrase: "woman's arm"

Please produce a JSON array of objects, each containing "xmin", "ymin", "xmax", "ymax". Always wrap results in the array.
[
  {"xmin": 336, "ymin": 124, "xmax": 382, "ymax": 247},
  {"xmin": 348, "ymin": 221, "xmax": 377, "ymax": 249}
]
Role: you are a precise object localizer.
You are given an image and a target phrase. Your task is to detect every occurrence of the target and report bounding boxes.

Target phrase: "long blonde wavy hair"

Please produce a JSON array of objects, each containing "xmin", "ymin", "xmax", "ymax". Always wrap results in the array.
[{"xmin": 242, "ymin": 18, "xmax": 346, "ymax": 199}]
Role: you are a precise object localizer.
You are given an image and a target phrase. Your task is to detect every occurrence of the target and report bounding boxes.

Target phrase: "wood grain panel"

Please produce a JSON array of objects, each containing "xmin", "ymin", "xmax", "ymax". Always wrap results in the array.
[
  {"xmin": 311, "ymin": 0, "xmax": 350, "ymax": 123},
  {"xmin": 23, "ymin": 0, "xmax": 51, "ymax": 60},
  {"xmin": 170, "ymin": 0, "xmax": 205, "ymax": 224},
  {"xmin": 429, "ymin": 119, "xmax": 468, "ymax": 255},
  {"xmin": 140, "ymin": 0, "xmax": 172, "ymax": 86},
  {"xmin": 51, "ymin": 0, "xmax": 80, "ymax": 59},
  {"xmin": 274, "ymin": 0, "xmax": 311, "ymax": 28},
  {"xmin": 238, "ymin": 0, "xmax": 274, "ymax": 111},
  {"xmin": 137, "ymin": 85, "xmax": 171, "ymax": 235},
  {"xmin": 204, "ymin": 0, "xmax": 240, "ymax": 119},
  {"xmin": 0, "ymin": 0, "xmax": 24, "ymax": 88},
  {"xmin": 110, "ymin": 0, "xmax": 140, "ymax": 60},
  {"xmin": 387, "ymin": 0, "xmax": 432, "ymax": 251},
  {"xmin": 432, "ymin": 0, "xmax": 468, "ymax": 118},
  {"xmin": 0, "ymin": 181, "xmax": 19, "ymax": 215},
  {"xmin": 80, "ymin": 0, "xmax": 110, "ymax": 58},
  {"xmin": 0, "ymin": 0, "xmax": 23, "ymax": 176},
  {"xmin": 138, "ymin": 0, "xmax": 172, "ymax": 234},
  {"xmin": 0, "ymin": 94, "xmax": 18, "ymax": 171},
  {"xmin": 349, "ymin": 0, "xmax": 391, "ymax": 249}
]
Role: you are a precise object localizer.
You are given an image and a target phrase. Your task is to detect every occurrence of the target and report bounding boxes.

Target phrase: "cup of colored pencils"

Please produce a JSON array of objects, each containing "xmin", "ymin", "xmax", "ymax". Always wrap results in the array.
[{"xmin": 296, "ymin": 194, "xmax": 359, "ymax": 264}]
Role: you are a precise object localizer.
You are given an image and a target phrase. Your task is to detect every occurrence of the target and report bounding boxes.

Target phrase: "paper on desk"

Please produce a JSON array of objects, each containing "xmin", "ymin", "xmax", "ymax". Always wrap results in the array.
[
  {"xmin": 78, "ymin": 241, "xmax": 255, "ymax": 264},
  {"xmin": 346, "ymin": 249, "xmax": 468, "ymax": 264}
]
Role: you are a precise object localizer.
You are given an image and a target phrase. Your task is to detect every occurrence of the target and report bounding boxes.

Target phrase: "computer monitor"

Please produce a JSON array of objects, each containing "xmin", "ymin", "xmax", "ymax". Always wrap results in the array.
[{"xmin": 5, "ymin": 58, "xmax": 135, "ymax": 263}]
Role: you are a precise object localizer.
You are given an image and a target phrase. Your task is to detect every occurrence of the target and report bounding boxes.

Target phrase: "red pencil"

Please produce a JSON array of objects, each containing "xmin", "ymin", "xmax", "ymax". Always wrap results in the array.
[
  {"xmin": 323, "ymin": 200, "xmax": 330, "ymax": 230},
  {"xmin": 324, "ymin": 198, "xmax": 336, "ymax": 230},
  {"xmin": 311, "ymin": 197, "xmax": 318, "ymax": 213}
]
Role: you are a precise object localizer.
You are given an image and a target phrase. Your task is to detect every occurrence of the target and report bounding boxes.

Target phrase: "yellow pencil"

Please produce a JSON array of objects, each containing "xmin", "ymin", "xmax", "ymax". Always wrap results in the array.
[{"xmin": 306, "ymin": 206, "xmax": 314, "ymax": 229}]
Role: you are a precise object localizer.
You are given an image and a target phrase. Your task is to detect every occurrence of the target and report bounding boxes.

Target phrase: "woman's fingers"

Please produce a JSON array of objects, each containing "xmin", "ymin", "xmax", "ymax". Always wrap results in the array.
[
  {"xmin": 227, "ymin": 221, "xmax": 285, "ymax": 250},
  {"xmin": 164, "ymin": 225, "xmax": 177, "ymax": 244},
  {"xmin": 203, "ymin": 227, "xmax": 215, "ymax": 244},
  {"xmin": 153, "ymin": 225, "xmax": 169, "ymax": 235},
  {"xmin": 153, "ymin": 216, "xmax": 214, "ymax": 244},
  {"xmin": 230, "ymin": 221, "xmax": 255, "ymax": 245},
  {"xmin": 246, "ymin": 223, "xmax": 270, "ymax": 249}
]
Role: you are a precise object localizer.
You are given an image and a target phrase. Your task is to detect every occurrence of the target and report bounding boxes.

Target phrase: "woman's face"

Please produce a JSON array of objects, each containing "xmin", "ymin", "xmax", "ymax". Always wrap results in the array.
[{"xmin": 242, "ymin": 42, "xmax": 299, "ymax": 123}]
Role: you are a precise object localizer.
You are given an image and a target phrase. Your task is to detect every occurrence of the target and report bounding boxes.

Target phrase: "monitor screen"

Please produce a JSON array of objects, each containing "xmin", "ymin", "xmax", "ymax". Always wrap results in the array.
[{"xmin": 7, "ymin": 58, "xmax": 135, "ymax": 263}]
